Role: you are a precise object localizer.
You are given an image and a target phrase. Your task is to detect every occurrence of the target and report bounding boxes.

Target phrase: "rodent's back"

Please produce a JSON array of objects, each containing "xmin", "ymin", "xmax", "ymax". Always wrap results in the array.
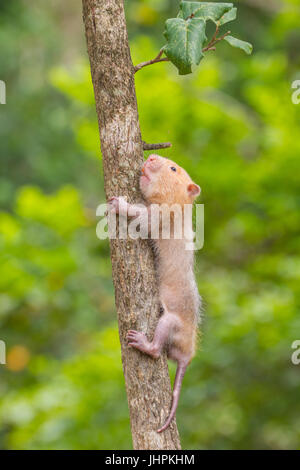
[{"xmin": 156, "ymin": 238, "xmax": 201, "ymax": 322}]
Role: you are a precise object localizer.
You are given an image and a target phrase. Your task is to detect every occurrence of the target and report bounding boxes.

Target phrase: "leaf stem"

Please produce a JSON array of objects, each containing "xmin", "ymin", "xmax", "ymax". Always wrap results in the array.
[
  {"xmin": 134, "ymin": 50, "xmax": 170, "ymax": 73},
  {"xmin": 202, "ymin": 28, "xmax": 231, "ymax": 52},
  {"xmin": 185, "ymin": 13, "xmax": 195, "ymax": 20}
]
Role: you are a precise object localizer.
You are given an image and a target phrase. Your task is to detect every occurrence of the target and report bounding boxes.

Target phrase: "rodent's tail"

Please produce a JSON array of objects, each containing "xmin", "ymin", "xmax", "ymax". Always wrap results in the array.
[{"xmin": 157, "ymin": 361, "xmax": 188, "ymax": 433}]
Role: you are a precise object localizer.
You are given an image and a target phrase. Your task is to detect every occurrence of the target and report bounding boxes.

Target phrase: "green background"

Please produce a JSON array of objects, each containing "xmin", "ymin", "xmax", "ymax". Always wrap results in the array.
[{"xmin": 0, "ymin": 0, "xmax": 300, "ymax": 449}]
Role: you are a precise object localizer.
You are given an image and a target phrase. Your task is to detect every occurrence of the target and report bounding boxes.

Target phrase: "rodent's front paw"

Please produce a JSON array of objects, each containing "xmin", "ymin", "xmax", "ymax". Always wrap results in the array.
[{"xmin": 107, "ymin": 196, "xmax": 128, "ymax": 215}]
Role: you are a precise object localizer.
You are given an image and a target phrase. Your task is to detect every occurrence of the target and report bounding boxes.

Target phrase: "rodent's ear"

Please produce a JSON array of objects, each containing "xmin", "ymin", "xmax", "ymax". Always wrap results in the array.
[{"xmin": 187, "ymin": 183, "xmax": 201, "ymax": 198}]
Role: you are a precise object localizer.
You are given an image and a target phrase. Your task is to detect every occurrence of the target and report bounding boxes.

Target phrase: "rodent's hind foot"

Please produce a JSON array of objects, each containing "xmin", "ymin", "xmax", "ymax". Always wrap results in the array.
[{"xmin": 127, "ymin": 330, "xmax": 160, "ymax": 358}]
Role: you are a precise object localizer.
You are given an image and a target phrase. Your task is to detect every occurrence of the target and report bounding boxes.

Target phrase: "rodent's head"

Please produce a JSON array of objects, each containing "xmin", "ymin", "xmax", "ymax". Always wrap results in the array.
[{"xmin": 140, "ymin": 154, "xmax": 201, "ymax": 206}]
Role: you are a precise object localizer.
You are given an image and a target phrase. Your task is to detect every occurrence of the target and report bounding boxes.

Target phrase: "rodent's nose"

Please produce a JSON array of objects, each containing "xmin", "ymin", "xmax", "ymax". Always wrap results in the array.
[{"xmin": 144, "ymin": 154, "xmax": 163, "ymax": 173}]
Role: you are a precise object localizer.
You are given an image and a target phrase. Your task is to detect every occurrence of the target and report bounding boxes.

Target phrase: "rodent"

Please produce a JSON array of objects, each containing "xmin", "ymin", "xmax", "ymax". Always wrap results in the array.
[{"xmin": 108, "ymin": 154, "xmax": 201, "ymax": 433}]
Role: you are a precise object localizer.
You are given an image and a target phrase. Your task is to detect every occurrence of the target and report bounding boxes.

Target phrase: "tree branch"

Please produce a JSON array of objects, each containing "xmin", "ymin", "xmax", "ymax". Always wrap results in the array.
[
  {"xmin": 143, "ymin": 141, "xmax": 172, "ymax": 151},
  {"xmin": 82, "ymin": 0, "xmax": 181, "ymax": 450}
]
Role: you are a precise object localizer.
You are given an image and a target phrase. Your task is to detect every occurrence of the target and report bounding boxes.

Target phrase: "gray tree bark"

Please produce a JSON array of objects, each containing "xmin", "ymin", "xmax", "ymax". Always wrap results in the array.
[{"xmin": 82, "ymin": 0, "xmax": 181, "ymax": 450}]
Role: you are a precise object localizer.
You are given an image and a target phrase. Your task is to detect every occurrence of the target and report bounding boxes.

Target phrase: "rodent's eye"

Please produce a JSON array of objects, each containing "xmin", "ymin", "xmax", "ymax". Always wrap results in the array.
[{"xmin": 170, "ymin": 166, "xmax": 177, "ymax": 172}]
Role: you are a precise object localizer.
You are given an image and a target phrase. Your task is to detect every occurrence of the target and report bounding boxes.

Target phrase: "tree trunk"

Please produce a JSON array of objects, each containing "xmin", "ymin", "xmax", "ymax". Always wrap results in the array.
[{"xmin": 82, "ymin": 0, "xmax": 181, "ymax": 450}]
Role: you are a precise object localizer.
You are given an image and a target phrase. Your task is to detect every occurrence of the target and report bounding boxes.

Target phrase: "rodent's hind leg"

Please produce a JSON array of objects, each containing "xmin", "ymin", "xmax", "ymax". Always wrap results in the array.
[
  {"xmin": 167, "ymin": 345, "xmax": 191, "ymax": 364},
  {"xmin": 127, "ymin": 313, "xmax": 174, "ymax": 359}
]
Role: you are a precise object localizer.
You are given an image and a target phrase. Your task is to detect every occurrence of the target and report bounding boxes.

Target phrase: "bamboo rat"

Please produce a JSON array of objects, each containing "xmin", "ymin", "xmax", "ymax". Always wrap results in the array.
[{"xmin": 108, "ymin": 154, "xmax": 201, "ymax": 432}]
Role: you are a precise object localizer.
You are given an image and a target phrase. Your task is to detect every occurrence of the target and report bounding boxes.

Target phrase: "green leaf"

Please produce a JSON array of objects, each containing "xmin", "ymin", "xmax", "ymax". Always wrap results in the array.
[
  {"xmin": 224, "ymin": 35, "xmax": 253, "ymax": 54},
  {"xmin": 178, "ymin": 1, "xmax": 233, "ymax": 23},
  {"xmin": 163, "ymin": 17, "xmax": 207, "ymax": 75},
  {"xmin": 219, "ymin": 7, "xmax": 237, "ymax": 25}
]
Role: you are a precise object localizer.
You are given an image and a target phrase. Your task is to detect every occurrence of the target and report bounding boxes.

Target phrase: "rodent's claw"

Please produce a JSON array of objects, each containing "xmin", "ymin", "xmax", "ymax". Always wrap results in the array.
[
  {"xmin": 107, "ymin": 196, "xmax": 119, "ymax": 214},
  {"xmin": 127, "ymin": 330, "xmax": 138, "ymax": 344},
  {"xmin": 107, "ymin": 196, "xmax": 128, "ymax": 215}
]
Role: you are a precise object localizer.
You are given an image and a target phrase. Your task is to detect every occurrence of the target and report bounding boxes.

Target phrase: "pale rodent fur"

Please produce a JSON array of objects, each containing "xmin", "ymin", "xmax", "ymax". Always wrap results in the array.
[{"xmin": 108, "ymin": 154, "xmax": 201, "ymax": 432}]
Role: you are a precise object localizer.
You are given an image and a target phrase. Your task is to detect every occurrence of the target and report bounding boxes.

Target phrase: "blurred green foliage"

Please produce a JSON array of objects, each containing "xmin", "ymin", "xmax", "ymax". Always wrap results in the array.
[{"xmin": 0, "ymin": 0, "xmax": 300, "ymax": 450}]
